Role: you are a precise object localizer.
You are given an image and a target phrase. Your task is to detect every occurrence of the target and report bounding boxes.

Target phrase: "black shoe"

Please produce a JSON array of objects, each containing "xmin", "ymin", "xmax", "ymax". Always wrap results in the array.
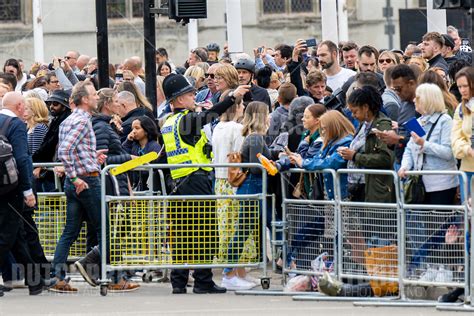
[
  {"xmin": 172, "ymin": 287, "xmax": 187, "ymax": 294},
  {"xmin": 193, "ymin": 284, "xmax": 227, "ymax": 294},
  {"xmin": 29, "ymin": 283, "xmax": 43, "ymax": 296},
  {"xmin": 74, "ymin": 246, "xmax": 100, "ymax": 287},
  {"xmin": 438, "ymin": 288, "xmax": 464, "ymax": 303},
  {"xmin": 0, "ymin": 285, "xmax": 12, "ymax": 292}
]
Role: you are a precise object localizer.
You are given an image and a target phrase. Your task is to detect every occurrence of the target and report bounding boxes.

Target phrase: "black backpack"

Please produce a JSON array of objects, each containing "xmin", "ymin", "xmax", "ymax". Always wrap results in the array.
[{"xmin": 0, "ymin": 116, "xmax": 19, "ymax": 195}]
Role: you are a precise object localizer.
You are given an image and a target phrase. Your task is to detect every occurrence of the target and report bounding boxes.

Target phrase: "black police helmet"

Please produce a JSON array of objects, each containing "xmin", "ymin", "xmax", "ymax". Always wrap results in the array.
[
  {"xmin": 206, "ymin": 42, "xmax": 220, "ymax": 52},
  {"xmin": 234, "ymin": 58, "xmax": 255, "ymax": 74},
  {"xmin": 162, "ymin": 73, "xmax": 196, "ymax": 102}
]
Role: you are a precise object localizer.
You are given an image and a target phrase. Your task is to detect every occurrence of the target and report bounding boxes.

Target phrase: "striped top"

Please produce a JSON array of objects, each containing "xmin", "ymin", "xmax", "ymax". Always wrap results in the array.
[{"xmin": 28, "ymin": 123, "xmax": 48, "ymax": 155}]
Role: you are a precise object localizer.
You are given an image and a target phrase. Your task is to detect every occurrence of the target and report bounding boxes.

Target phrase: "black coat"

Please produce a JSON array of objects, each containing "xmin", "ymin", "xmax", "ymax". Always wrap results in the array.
[
  {"xmin": 32, "ymin": 110, "xmax": 70, "ymax": 163},
  {"xmin": 92, "ymin": 114, "xmax": 131, "ymax": 195},
  {"xmin": 243, "ymin": 84, "xmax": 272, "ymax": 110}
]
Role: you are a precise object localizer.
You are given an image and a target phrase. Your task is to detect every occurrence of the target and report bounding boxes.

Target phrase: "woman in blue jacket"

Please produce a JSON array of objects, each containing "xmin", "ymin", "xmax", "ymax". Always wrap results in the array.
[
  {"xmin": 291, "ymin": 110, "xmax": 355, "ymax": 200},
  {"xmin": 285, "ymin": 110, "xmax": 354, "ymax": 268}
]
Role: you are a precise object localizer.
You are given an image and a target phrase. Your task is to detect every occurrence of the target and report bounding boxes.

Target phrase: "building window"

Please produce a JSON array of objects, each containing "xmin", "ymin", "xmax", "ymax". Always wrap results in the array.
[
  {"xmin": 291, "ymin": 0, "xmax": 313, "ymax": 13},
  {"xmin": 132, "ymin": 0, "xmax": 144, "ymax": 18},
  {"xmin": 263, "ymin": 0, "xmax": 286, "ymax": 14},
  {"xmin": 0, "ymin": 0, "xmax": 22, "ymax": 22},
  {"xmin": 262, "ymin": 0, "xmax": 315, "ymax": 15},
  {"xmin": 418, "ymin": 0, "xmax": 427, "ymax": 7},
  {"xmin": 107, "ymin": 0, "xmax": 143, "ymax": 19},
  {"xmin": 108, "ymin": 0, "xmax": 126, "ymax": 18}
]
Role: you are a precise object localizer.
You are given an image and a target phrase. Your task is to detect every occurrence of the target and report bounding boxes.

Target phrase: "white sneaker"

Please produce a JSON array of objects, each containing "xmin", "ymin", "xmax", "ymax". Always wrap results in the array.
[
  {"xmin": 419, "ymin": 267, "xmax": 437, "ymax": 282},
  {"xmin": 221, "ymin": 276, "xmax": 256, "ymax": 291},
  {"xmin": 242, "ymin": 275, "xmax": 260, "ymax": 286},
  {"xmin": 436, "ymin": 266, "xmax": 453, "ymax": 283}
]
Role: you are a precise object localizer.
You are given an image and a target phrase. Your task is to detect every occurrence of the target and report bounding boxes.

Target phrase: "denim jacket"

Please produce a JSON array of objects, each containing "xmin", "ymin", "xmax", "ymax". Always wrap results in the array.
[
  {"xmin": 302, "ymin": 134, "xmax": 353, "ymax": 200},
  {"xmin": 401, "ymin": 113, "xmax": 459, "ymax": 192},
  {"xmin": 297, "ymin": 130, "xmax": 323, "ymax": 159}
]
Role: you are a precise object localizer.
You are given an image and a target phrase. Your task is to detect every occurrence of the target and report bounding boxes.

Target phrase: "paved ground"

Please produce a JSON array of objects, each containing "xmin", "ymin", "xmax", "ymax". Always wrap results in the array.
[{"xmin": 0, "ymin": 270, "xmax": 470, "ymax": 316}]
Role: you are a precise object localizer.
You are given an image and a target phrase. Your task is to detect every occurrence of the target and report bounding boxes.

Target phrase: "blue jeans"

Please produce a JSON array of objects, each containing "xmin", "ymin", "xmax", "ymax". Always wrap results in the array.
[
  {"xmin": 51, "ymin": 176, "xmax": 102, "ymax": 280},
  {"xmin": 286, "ymin": 216, "xmax": 325, "ymax": 266},
  {"xmin": 224, "ymin": 174, "xmax": 264, "ymax": 273}
]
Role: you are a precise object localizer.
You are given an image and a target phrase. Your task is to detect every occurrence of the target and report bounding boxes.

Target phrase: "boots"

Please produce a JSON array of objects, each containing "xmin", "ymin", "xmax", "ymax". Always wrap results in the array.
[
  {"xmin": 318, "ymin": 272, "xmax": 343, "ymax": 296},
  {"xmin": 74, "ymin": 246, "xmax": 101, "ymax": 287}
]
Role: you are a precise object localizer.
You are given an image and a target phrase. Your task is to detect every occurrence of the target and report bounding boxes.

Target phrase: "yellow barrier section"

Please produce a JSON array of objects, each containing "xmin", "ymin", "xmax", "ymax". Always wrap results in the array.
[
  {"xmin": 108, "ymin": 198, "xmax": 261, "ymax": 266},
  {"xmin": 34, "ymin": 195, "xmax": 88, "ymax": 259}
]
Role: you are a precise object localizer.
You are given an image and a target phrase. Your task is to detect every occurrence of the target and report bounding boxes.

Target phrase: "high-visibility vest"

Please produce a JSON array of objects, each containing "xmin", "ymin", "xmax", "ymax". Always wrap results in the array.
[{"xmin": 161, "ymin": 110, "xmax": 212, "ymax": 179}]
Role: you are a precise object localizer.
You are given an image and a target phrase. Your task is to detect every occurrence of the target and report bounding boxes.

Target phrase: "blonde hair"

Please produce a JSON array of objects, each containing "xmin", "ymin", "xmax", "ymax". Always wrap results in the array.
[
  {"xmin": 25, "ymin": 97, "xmax": 49, "ymax": 129},
  {"xmin": 415, "ymin": 83, "xmax": 446, "ymax": 115},
  {"xmin": 215, "ymin": 63, "xmax": 239, "ymax": 90},
  {"xmin": 408, "ymin": 56, "xmax": 428, "ymax": 72},
  {"xmin": 319, "ymin": 110, "xmax": 354, "ymax": 148},
  {"xmin": 241, "ymin": 101, "xmax": 269, "ymax": 136},
  {"xmin": 97, "ymin": 88, "xmax": 116, "ymax": 113},
  {"xmin": 184, "ymin": 65, "xmax": 205, "ymax": 83}
]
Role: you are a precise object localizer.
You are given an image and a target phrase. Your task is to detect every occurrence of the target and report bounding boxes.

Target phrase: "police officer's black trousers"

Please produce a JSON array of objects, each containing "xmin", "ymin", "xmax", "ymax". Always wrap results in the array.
[{"xmin": 170, "ymin": 171, "xmax": 216, "ymax": 290}]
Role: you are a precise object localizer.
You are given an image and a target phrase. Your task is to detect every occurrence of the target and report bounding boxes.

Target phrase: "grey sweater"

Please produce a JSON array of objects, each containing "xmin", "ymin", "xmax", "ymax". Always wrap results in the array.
[{"xmin": 241, "ymin": 134, "xmax": 276, "ymax": 174}]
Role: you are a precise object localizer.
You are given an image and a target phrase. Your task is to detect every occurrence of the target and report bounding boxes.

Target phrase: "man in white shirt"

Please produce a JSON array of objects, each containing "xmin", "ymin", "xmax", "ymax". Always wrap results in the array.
[{"xmin": 317, "ymin": 40, "xmax": 356, "ymax": 91}]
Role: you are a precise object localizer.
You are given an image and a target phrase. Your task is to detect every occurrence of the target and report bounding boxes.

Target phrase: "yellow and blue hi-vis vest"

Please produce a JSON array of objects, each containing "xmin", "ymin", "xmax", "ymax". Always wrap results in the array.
[{"xmin": 161, "ymin": 110, "xmax": 212, "ymax": 179}]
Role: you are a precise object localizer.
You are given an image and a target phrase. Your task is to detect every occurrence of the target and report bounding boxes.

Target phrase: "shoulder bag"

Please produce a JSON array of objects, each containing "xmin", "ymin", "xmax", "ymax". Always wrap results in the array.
[{"xmin": 403, "ymin": 114, "xmax": 442, "ymax": 204}]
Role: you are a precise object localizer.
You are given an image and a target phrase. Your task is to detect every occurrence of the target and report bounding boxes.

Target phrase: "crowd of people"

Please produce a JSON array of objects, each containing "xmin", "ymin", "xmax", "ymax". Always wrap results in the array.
[{"xmin": 0, "ymin": 24, "xmax": 472, "ymax": 301}]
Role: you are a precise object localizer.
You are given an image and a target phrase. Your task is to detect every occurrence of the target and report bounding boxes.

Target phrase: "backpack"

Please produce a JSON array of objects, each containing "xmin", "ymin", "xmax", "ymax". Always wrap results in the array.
[{"xmin": 0, "ymin": 117, "xmax": 19, "ymax": 195}]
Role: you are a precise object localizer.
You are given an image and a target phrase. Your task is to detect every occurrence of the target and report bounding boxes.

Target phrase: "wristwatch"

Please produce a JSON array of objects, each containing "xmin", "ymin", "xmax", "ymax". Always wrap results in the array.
[{"xmin": 228, "ymin": 91, "xmax": 236, "ymax": 102}]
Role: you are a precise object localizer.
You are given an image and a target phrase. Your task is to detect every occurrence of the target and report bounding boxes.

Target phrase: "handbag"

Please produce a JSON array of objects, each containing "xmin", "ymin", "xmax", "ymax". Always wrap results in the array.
[
  {"xmin": 364, "ymin": 245, "xmax": 399, "ymax": 297},
  {"xmin": 227, "ymin": 152, "xmax": 248, "ymax": 187},
  {"xmin": 403, "ymin": 175, "xmax": 425, "ymax": 204},
  {"xmin": 292, "ymin": 173, "xmax": 306, "ymax": 198},
  {"xmin": 403, "ymin": 114, "xmax": 443, "ymax": 204}
]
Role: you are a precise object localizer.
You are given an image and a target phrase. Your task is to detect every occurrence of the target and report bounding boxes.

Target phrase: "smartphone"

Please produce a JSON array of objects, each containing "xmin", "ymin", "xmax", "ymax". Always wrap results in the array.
[
  {"xmin": 258, "ymin": 47, "xmax": 264, "ymax": 54},
  {"xmin": 305, "ymin": 38, "xmax": 317, "ymax": 47},
  {"xmin": 115, "ymin": 73, "xmax": 123, "ymax": 82}
]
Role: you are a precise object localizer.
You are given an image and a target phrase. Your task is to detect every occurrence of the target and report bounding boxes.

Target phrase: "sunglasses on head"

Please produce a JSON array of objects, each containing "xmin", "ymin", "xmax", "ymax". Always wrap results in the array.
[{"xmin": 205, "ymin": 73, "xmax": 215, "ymax": 79}]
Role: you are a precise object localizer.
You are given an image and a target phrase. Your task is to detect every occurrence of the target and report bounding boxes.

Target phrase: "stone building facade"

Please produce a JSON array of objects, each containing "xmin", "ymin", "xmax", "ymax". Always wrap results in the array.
[{"xmin": 0, "ymin": 0, "xmax": 427, "ymax": 68}]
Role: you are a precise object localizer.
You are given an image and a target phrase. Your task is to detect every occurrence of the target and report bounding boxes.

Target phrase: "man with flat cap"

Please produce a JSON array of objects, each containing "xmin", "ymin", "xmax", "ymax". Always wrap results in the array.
[{"xmin": 441, "ymin": 33, "xmax": 458, "ymax": 68}]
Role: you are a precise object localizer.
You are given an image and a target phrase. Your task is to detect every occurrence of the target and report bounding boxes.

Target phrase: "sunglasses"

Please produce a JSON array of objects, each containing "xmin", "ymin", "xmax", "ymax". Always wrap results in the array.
[
  {"xmin": 205, "ymin": 73, "xmax": 215, "ymax": 79},
  {"xmin": 378, "ymin": 58, "xmax": 393, "ymax": 64},
  {"xmin": 64, "ymin": 56, "xmax": 75, "ymax": 60}
]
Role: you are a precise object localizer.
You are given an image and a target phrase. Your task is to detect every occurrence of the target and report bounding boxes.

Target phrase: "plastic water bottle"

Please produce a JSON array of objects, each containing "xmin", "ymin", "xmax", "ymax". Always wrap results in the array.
[{"xmin": 256, "ymin": 153, "xmax": 278, "ymax": 176}]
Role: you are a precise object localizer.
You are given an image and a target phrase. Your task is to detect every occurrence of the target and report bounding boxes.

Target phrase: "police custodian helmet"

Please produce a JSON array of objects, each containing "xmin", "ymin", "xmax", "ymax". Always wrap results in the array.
[{"xmin": 162, "ymin": 74, "xmax": 196, "ymax": 101}]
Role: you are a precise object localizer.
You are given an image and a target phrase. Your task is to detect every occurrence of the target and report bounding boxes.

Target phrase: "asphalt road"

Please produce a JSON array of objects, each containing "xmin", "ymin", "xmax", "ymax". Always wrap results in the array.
[{"xmin": 0, "ymin": 273, "xmax": 469, "ymax": 316}]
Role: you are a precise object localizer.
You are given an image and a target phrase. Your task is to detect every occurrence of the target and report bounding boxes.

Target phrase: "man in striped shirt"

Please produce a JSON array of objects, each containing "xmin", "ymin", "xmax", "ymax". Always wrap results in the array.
[{"xmin": 50, "ymin": 81, "xmax": 105, "ymax": 293}]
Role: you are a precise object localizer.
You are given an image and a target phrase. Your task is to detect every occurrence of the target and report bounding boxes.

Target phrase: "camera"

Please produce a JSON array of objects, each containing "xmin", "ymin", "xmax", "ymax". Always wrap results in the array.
[{"xmin": 323, "ymin": 88, "xmax": 345, "ymax": 112}]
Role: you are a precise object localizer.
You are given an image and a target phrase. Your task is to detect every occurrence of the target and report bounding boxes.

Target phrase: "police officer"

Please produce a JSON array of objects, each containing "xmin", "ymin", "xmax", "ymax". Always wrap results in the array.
[
  {"xmin": 234, "ymin": 57, "xmax": 272, "ymax": 110},
  {"xmin": 206, "ymin": 43, "xmax": 220, "ymax": 64},
  {"xmin": 161, "ymin": 74, "xmax": 249, "ymax": 294}
]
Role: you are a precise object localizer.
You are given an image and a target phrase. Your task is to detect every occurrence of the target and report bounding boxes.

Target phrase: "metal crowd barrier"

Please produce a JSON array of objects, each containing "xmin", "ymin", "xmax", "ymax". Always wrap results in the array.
[
  {"xmin": 33, "ymin": 163, "xmax": 87, "ymax": 261},
  {"xmin": 98, "ymin": 163, "xmax": 270, "ymax": 296},
  {"xmin": 352, "ymin": 170, "xmax": 469, "ymax": 308},
  {"xmin": 256, "ymin": 168, "xmax": 471, "ymax": 308},
  {"xmin": 280, "ymin": 169, "xmax": 338, "ymax": 283},
  {"xmin": 437, "ymin": 175, "xmax": 474, "ymax": 313}
]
